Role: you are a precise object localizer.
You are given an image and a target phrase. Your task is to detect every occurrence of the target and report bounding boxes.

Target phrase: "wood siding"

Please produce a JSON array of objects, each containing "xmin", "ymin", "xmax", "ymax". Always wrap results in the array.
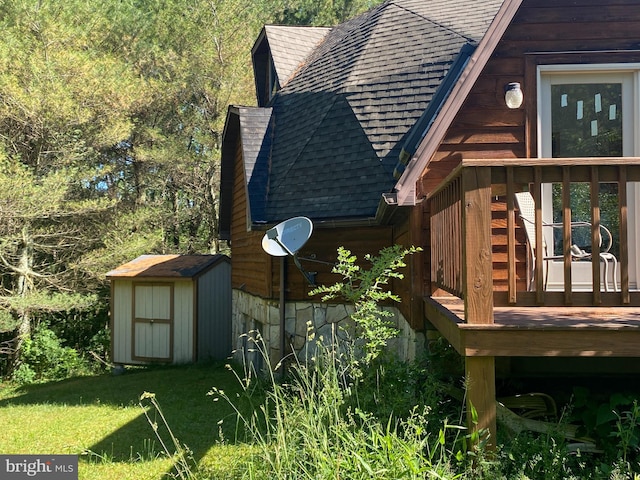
[
  {"xmin": 228, "ymin": 131, "xmax": 409, "ymax": 313},
  {"xmin": 230, "ymin": 141, "xmax": 273, "ymax": 297},
  {"xmin": 417, "ymin": 0, "xmax": 640, "ymax": 294},
  {"xmin": 111, "ymin": 280, "xmax": 133, "ymax": 364},
  {"xmin": 172, "ymin": 281, "xmax": 195, "ymax": 363}
]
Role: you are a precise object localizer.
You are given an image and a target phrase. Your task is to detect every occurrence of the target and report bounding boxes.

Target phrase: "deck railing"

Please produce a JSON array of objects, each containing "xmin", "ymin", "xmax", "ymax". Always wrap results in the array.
[{"xmin": 428, "ymin": 158, "xmax": 640, "ymax": 318}]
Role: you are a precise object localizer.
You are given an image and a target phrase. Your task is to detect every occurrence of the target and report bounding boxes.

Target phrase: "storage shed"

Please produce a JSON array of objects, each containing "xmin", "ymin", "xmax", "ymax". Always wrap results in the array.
[{"xmin": 107, "ymin": 254, "xmax": 231, "ymax": 365}]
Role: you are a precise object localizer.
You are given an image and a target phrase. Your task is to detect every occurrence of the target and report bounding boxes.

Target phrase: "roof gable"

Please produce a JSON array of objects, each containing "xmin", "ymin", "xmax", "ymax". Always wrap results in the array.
[
  {"xmin": 219, "ymin": 106, "xmax": 272, "ymax": 236},
  {"xmin": 252, "ymin": 26, "xmax": 331, "ymax": 106},
  {"xmin": 263, "ymin": 25, "xmax": 331, "ymax": 87},
  {"xmin": 261, "ymin": 0, "xmax": 503, "ymax": 223}
]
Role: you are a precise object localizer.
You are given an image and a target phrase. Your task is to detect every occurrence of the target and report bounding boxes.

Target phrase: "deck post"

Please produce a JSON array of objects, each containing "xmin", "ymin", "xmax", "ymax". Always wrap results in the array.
[
  {"xmin": 461, "ymin": 166, "xmax": 496, "ymax": 447},
  {"xmin": 465, "ymin": 356, "xmax": 497, "ymax": 448},
  {"xmin": 461, "ymin": 167, "xmax": 494, "ymax": 324}
]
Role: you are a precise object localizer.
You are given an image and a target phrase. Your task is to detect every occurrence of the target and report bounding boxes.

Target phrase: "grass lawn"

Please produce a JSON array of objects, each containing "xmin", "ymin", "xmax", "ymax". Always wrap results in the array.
[{"xmin": 0, "ymin": 362, "xmax": 254, "ymax": 479}]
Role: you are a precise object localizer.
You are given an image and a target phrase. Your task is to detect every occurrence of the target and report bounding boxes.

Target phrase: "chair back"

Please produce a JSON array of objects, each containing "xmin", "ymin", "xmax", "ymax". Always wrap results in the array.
[{"xmin": 514, "ymin": 191, "xmax": 538, "ymax": 256}]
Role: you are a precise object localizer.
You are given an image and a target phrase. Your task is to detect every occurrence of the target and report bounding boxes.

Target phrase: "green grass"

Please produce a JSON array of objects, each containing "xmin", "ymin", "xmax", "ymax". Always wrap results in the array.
[{"xmin": 0, "ymin": 362, "xmax": 253, "ymax": 480}]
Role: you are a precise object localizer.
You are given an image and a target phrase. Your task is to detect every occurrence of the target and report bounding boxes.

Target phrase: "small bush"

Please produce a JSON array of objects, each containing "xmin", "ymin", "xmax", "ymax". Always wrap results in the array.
[{"xmin": 13, "ymin": 324, "xmax": 88, "ymax": 383}]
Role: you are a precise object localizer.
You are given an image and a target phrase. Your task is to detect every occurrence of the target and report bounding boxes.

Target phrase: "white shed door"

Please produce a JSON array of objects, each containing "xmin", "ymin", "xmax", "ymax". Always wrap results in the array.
[{"xmin": 133, "ymin": 284, "xmax": 173, "ymax": 361}]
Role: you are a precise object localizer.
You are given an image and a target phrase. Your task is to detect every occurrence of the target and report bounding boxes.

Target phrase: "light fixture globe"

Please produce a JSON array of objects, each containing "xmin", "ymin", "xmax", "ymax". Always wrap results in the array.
[{"xmin": 504, "ymin": 82, "xmax": 523, "ymax": 109}]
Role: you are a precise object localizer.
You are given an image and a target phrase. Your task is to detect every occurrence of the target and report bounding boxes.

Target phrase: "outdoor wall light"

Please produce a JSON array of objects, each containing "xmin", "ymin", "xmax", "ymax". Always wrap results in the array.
[{"xmin": 504, "ymin": 82, "xmax": 523, "ymax": 109}]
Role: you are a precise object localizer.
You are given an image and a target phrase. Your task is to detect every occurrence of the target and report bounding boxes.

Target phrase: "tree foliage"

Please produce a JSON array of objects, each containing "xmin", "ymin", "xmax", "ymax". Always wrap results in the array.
[
  {"xmin": 0, "ymin": 0, "xmax": 285, "ymax": 373},
  {"xmin": 277, "ymin": 0, "xmax": 384, "ymax": 25},
  {"xmin": 0, "ymin": 0, "xmax": 386, "ymax": 375}
]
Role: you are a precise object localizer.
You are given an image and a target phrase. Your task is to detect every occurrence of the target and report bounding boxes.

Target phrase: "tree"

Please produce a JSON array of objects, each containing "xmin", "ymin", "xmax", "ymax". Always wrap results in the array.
[
  {"xmin": 0, "ymin": 0, "xmax": 278, "ymax": 373},
  {"xmin": 278, "ymin": 0, "xmax": 383, "ymax": 25},
  {"xmin": 0, "ymin": 0, "xmax": 384, "ymax": 375},
  {"xmin": 0, "ymin": 151, "xmax": 110, "ymax": 371}
]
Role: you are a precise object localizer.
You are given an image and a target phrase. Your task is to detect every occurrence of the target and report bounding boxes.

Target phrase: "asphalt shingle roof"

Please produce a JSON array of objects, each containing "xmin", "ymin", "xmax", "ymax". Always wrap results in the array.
[
  {"xmin": 239, "ymin": 0, "xmax": 503, "ymax": 224},
  {"xmin": 263, "ymin": 26, "xmax": 331, "ymax": 87}
]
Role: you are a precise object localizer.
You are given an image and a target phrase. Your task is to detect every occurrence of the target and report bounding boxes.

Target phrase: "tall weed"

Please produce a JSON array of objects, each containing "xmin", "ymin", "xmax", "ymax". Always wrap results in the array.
[
  {"xmin": 139, "ymin": 391, "xmax": 198, "ymax": 480},
  {"xmin": 211, "ymin": 330, "xmax": 467, "ymax": 479}
]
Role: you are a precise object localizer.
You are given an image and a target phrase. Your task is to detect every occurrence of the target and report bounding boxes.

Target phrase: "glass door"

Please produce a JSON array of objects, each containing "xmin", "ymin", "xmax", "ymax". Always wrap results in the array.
[{"xmin": 539, "ymin": 69, "xmax": 637, "ymax": 290}]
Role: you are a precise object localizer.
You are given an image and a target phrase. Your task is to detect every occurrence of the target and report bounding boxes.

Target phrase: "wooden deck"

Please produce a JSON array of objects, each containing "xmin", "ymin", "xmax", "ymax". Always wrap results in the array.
[{"xmin": 425, "ymin": 297, "xmax": 640, "ymax": 358}]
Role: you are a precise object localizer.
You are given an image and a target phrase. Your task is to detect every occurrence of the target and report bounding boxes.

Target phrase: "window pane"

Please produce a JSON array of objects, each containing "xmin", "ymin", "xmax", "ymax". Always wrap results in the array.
[
  {"xmin": 550, "ymin": 83, "xmax": 622, "ymax": 258},
  {"xmin": 551, "ymin": 83, "xmax": 622, "ymax": 157}
]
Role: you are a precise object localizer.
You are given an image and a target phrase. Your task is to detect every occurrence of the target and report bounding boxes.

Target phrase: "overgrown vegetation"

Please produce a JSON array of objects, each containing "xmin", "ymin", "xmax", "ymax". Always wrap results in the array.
[
  {"xmin": 202, "ymin": 245, "xmax": 640, "ymax": 479},
  {"xmin": 2, "ymin": 241, "xmax": 640, "ymax": 478}
]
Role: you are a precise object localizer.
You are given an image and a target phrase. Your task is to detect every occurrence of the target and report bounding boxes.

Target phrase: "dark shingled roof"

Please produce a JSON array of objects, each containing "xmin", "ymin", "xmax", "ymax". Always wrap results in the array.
[
  {"xmin": 262, "ymin": 26, "xmax": 331, "ymax": 87},
  {"xmin": 223, "ymin": 0, "xmax": 503, "ymax": 227}
]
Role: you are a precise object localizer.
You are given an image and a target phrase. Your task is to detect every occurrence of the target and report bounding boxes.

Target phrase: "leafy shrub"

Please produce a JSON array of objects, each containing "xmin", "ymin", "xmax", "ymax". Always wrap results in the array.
[
  {"xmin": 208, "ymin": 245, "xmax": 474, "ymax": 479},
  {"xmin": 571, "ymin": 387, "xmax": 640, "ymax": 467},
  {"xmin": 13, "ymin": 324, "xmax": 88, "ymax": 383},
  {"xmin": 483, "ymin": 431, "xmax": 588, "ymax": 480},
  {"xmin": 45, "ymin": 304, "xmax": 109, "ymax": 353},
  {"xmin": 309, "ymin": 244, "xmax": 421, "ymax": 373}
]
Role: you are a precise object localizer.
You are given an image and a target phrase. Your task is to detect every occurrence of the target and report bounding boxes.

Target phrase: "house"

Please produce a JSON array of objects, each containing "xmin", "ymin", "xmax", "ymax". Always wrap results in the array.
[
  {"xmin": 107, "ymin": 254, "xmax": 231, "ymax": 365},
  {"xmin": 220, "ymin": 0, "xmax": 640, "ymax": 443}
]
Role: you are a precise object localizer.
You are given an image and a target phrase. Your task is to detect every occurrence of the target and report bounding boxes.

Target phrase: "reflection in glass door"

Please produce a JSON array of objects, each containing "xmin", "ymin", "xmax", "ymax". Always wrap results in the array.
[
  {"xmin": 539, "ymin": 69, "xmax": 637, "ymax": 290},
  {"xmin": 550, "ymin": 82, "xmax": 621, "ymax": 259}
]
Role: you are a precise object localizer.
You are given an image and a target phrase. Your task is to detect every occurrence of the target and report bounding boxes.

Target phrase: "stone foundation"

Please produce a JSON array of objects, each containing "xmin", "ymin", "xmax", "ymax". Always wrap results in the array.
[{"xmin": 232, "ymin": 289, "xmax": 425, "ymax": 367}]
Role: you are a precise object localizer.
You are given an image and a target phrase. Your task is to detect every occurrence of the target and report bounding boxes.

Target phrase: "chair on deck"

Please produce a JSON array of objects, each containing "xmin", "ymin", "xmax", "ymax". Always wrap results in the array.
[{"xmin": 514, "ymin": 191, "xmax": 618, "ymax": 292}]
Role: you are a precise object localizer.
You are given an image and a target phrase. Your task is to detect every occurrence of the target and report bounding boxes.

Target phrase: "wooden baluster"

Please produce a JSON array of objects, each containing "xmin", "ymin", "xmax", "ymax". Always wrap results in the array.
[
  {"xmin": 591, "ymin": 167, "xmax": 602, "ymax": 305},
  {"xmin": 619, "ymin": 166, "xmax": 629, "ymax": 304},
  {"xmin": 562, "ymin": 167, "xmax": 572, "ymax": 304},
  {"xmin": 506, "ymin": 167, "xmax": 516, "ymax": 304},
  {"xmin": 533, "ymin": 167, "xmax": 544, "ymax": 303}
]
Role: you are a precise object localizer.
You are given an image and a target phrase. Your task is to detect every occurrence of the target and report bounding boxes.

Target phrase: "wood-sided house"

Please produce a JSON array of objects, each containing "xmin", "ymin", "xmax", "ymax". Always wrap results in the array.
[{"xmin": 220, "ymin": 0, "xmax": 640, "ymax": 441}]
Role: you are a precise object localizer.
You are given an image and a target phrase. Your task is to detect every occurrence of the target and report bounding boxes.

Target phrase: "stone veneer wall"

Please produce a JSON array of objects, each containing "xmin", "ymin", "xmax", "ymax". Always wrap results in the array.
[{"xmin": 232, "ymin": 289, "xmax": 425, "ymax": 367}]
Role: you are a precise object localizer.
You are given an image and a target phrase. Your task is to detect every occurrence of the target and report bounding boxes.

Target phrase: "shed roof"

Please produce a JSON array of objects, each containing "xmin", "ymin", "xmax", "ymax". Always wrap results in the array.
[
  {"xmin": 106, "ymin": 254, "xmax": 229, "ymax": 279},
  {"xmin": 221, "ymin": 0, "xmax": 504, "ymax": 227}
]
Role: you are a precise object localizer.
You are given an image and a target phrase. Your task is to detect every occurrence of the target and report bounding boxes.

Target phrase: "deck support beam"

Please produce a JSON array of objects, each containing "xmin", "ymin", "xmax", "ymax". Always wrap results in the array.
[
  {"xmin": 465, "ymin": 356, "xmax": 496, "ymax": 448},
  {"xmin": 461, "ymin": 166, "xmax": 496, "ymax": 447}
]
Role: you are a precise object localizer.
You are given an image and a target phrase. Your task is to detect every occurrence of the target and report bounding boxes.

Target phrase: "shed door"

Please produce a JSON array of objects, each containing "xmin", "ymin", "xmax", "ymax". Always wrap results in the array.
[{"xmin": 133, "ymin": 284, "xmax": 173, "ymax": 361}]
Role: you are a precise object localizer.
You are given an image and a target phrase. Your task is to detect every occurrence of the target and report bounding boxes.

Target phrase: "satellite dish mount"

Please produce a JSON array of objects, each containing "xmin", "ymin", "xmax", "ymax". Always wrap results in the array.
[{"xmin": 262, "ymin": 217, "xmax": 316, "ymax": 285}]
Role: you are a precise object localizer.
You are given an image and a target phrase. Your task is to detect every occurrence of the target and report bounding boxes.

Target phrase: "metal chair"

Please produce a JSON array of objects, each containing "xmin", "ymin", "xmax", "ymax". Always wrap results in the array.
[{"xmin": 514, "ymin": 191, "xmax": 618, "ymax": 292}]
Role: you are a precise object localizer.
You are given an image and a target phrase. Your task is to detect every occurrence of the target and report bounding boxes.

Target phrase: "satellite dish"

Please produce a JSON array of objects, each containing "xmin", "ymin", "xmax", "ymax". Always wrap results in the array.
[
  {"xmin": 262, "ymin": 216, "xmax": 313, "ymax": 257},
  {"xmin": 262, "ymin": 216, "xmax": 316, "ymax": 285}
]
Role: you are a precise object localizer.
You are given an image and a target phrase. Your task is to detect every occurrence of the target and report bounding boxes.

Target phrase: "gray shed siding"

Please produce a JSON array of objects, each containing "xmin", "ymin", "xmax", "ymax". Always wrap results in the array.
[{"xmin": 197, "ymin": 260, "xmax": 232, "ymax": 360}]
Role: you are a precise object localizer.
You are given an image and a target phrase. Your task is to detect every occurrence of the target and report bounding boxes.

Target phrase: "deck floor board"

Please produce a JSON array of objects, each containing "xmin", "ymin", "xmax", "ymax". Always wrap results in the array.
[
  {"xmin": 426, "ymin": 297, "xmax": 640, "ymax": 357},
  {"xmin": 433, "ymin": 297, "xmax": 640, "ymax": 329}
]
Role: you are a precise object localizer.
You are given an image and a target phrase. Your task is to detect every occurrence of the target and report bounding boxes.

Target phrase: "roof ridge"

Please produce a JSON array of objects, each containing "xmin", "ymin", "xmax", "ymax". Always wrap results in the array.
[{"xmin": 394, "ymin": 1, "xmax": 479, "ymax": 44}]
